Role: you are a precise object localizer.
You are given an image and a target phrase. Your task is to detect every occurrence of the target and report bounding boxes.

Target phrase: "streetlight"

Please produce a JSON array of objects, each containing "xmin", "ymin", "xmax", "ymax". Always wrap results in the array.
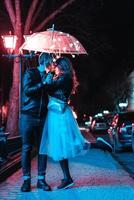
[
  {"xmin": 118, "ymin": 102, "xmax": 128, "ymax": 111},
  {"xmin": 1, "ymin": 33, "xmax": 33, "ymax": 126},
  {"xmin": 1, "ymin": 33, "xmax": 17, "ymax": 54}
]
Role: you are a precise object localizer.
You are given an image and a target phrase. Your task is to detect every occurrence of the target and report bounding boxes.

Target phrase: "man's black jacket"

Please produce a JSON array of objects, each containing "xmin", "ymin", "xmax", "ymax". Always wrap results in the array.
[{"xmin": 21, "ymin": 68, "xmax": 48, "ymax": 118}]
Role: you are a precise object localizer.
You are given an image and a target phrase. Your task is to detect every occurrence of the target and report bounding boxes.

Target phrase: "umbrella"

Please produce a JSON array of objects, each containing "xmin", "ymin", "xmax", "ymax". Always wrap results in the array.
[{"xmin": 20, "ymin": 30, "xmax": 87, "ymax": 55}]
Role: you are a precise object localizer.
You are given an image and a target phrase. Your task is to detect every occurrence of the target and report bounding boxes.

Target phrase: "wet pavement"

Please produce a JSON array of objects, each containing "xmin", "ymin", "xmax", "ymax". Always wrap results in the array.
[{"xmin": 0, "ymin": 148, "xmax": 134, "ymax": 200}]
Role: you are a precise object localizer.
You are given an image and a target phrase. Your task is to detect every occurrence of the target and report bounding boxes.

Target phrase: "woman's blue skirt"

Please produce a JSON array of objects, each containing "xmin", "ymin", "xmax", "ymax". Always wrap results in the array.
[{"xmin": 39, "ymin": 97, "xmax": 89, "ymax": 161}]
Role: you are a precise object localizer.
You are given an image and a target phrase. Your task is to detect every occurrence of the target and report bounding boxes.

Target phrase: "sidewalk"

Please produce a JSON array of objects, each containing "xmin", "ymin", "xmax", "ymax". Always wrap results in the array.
[{"xmin": 0, "ymin": 149, "xmax": 134, "ymax": 200}]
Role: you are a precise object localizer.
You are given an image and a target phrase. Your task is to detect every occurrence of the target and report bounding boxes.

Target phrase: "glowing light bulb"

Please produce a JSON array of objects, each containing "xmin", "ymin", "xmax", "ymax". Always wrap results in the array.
[{"xmin": 69, "ymin": 43, "xmax": 73, "ymax": 47}]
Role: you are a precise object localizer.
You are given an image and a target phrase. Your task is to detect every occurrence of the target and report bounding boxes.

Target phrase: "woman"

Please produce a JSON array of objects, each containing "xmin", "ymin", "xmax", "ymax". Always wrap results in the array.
[{"xmin": 39, "ymin": 57, "xmax": 89, "ymax": 190}]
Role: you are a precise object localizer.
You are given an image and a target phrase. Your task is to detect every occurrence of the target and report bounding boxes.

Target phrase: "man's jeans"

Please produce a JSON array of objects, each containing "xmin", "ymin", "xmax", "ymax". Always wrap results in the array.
[{"xmin": 20, "ymin": 114, "xmax": 47, "ymax": 178}]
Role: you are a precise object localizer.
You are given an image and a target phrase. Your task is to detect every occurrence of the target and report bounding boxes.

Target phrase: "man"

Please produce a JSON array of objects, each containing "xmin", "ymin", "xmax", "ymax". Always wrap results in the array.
[{"xmin": 20, "ymin": 53, "xmax": 52, "ymax": 192}]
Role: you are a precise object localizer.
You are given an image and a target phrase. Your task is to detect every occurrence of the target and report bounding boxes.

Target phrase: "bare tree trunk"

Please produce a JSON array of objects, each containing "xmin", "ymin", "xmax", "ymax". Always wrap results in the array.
[
  {"xmin": 5, "ymin": 0, "xmax": 22, "ymax": 137},
  {"xmin": 6, "ymin": 63, "xmax": 20, "ymax": 136}
]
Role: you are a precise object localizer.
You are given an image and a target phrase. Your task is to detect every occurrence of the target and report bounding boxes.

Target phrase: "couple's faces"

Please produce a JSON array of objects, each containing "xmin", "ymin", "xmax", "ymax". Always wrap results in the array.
[
  {"xmin": 45, "ymin": 62, "xmax": 55, "ymax": 73},
  {"xmin": 45, "ymin": 62, "xmax": 62, "ymax": 75},
  {"xmin": 50, "ymin": 63, "xmax": 56, "ymax": 72},
  {"xmin": 55, "ymin": 66, "xmax": 61, "ymax": 75}
]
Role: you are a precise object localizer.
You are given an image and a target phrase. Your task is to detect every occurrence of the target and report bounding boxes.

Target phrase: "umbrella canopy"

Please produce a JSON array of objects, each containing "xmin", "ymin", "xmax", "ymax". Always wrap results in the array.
[{"xmin": 20, "ymin": 30, "xmax": 87, "ymax": 55}]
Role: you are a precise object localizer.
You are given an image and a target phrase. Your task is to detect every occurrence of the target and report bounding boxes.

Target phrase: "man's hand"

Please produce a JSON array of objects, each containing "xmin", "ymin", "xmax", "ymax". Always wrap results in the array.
[
  {"xmin": 43, "ymin": 72, "xmax": 54, "ymax": 85},
  {"xmin": 45, "ymin": 67, "xmax": 50, "ymax": 74}
]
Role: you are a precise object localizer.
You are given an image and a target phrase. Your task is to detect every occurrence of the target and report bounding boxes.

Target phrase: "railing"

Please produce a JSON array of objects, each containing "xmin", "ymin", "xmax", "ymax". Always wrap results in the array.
[
  {"xmin": 7, "ymin": 135, "xmax": 22, "ymax": 156},
  {"xmin": 0, "ymin": 133, "xmax": 22, "ymax": 160},
  {"xmin": 0, "ymin": 134, "xmax": 36, "ymax": 182}
]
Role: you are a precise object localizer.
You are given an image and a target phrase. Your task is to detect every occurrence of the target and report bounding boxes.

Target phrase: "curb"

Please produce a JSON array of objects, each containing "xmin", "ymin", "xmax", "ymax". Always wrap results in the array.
[{"xmin": 111, "ymin": 152, "xmax": 134, "ymax": 179}]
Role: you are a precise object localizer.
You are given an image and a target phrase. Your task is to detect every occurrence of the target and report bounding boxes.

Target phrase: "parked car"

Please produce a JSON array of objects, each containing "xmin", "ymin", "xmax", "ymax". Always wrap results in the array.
[
  {"xmin": 131, "ymin": 123, "xmax": 134, "ymax": 152},
  {"xmin": 90, "ymin": 117, "xmax": 109, "ymax": 132},
  {"xmin": 108, "ymin": 112, "xmax": 134, "ymax": 152}
]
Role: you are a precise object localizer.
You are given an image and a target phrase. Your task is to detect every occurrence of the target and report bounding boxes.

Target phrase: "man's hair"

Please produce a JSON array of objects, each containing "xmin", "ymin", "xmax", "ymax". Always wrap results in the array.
[{"xmin": 39, "ymin": 52, "xmax": 53, "ymax": 66}]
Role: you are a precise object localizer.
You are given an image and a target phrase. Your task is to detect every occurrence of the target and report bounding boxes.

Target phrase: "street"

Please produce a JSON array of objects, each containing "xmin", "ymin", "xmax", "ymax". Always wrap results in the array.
[
  {"xmin": 0, "ymin": 146, "xmax": 134, "ymax": 199},
  {"xmin": 90, "ymin": 128, "xmax": 134, "ymax": 180}
]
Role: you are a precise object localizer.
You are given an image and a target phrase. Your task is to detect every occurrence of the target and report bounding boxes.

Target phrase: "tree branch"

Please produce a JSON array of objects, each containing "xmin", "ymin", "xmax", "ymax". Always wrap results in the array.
[
  {"xmin": 31, "ymin": 0, "xmax": 46, "ymax": 27},
  {"xmin": 4, "ymin": 0, "xmax": 16, "ymax": 30},
  {"xmin": 33, "ymin": 0, "xmax": 76, "ymax": 32},
  {"xmin": 15, "ymin": 0, "xmax": 22, "ymax": 51},
  {"xmin": 15, "ymin": 0, "xmax": 21, "ymax": 25},
  {"xmin": 24, "ymin": 0, "xmax": 39, "ymax": 34}
]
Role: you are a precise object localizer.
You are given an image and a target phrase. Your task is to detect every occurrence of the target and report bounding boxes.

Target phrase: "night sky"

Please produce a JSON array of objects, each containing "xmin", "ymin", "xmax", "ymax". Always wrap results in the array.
[{"xmin": 0, "ymin": 0, "xmax": 133, "ymax": 116}]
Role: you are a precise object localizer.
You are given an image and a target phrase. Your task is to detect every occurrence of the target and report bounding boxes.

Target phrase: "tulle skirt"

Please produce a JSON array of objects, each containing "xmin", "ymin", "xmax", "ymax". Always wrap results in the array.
[{"xmin": 39, "ymin": 97, "xmax": 89, "ymax": 161}]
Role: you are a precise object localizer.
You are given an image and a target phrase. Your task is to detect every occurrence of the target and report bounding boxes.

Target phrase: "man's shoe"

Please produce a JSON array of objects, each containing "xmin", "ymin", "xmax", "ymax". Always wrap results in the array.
[
  {"xmin": 57, "ymin": 179, "xmax": 74, "ymax": 190},
  {"xmin": 37, "ymin": 180, "xmax": 51, "ymax": 191},
  {"xmin": 21, "ymin": 180, "xmax": 31, "ymax": 192},
  {"xmin": 97, "ymin": 137, "xmax": 113, "ymax": 152}
]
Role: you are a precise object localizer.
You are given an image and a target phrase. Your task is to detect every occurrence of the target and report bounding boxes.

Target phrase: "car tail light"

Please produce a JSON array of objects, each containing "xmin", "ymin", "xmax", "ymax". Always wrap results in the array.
[
  {"xmin": 119, "ymin": 127, "xmax": 122, "ymax": 134},
  {"xmin": 121, "ymin": 123, "xmax": 125, "ymax": 128},
  {"xmin": 115, "ymin": 117, "xmax": 119, "ymax": 125},
  {"xmin": 132, "ymin": 123, "xmax": 134, "ymax": 133},
  {"xmin": 108, "ymin": 128, "xmax": 112, "ymax": 134},
  {"xmin": 111, "ymin": 116, "xmax": 119, "ymax": 128},
  {"xmin": 118, "ymin": 123, "xmax": 125, "ymax": 134},
  {"xmin": 91, "ymin": 120, "xmax": 96, "ymax": 129}
]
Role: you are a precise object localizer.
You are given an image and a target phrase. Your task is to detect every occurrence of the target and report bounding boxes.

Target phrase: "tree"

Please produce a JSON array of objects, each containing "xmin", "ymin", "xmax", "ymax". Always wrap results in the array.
[
  {"xmin": 2, "ymin": 0, "xmax": 75, "ymax": 136},
  {"xmin": 104, "ymin": 72, "xmax": 130, "ymax": 112}
]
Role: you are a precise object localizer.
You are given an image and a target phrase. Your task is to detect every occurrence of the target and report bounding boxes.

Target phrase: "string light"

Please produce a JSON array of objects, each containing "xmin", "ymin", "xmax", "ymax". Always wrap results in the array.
[{"xmin": 72, "ymin": 54, "xmax": 75, "ymax": 58}]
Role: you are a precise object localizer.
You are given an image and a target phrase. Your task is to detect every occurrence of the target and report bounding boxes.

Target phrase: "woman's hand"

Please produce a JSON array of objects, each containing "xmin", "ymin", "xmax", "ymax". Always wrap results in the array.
[{"xmin": 45, "ymin": 67, "xmax": 50, "ymax": 74}]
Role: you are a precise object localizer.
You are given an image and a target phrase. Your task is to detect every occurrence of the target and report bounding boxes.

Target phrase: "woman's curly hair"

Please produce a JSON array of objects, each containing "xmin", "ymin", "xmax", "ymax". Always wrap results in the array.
[{"xmin": 56, "ymin": 57, "xmax": 79, "ymax": 94}]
